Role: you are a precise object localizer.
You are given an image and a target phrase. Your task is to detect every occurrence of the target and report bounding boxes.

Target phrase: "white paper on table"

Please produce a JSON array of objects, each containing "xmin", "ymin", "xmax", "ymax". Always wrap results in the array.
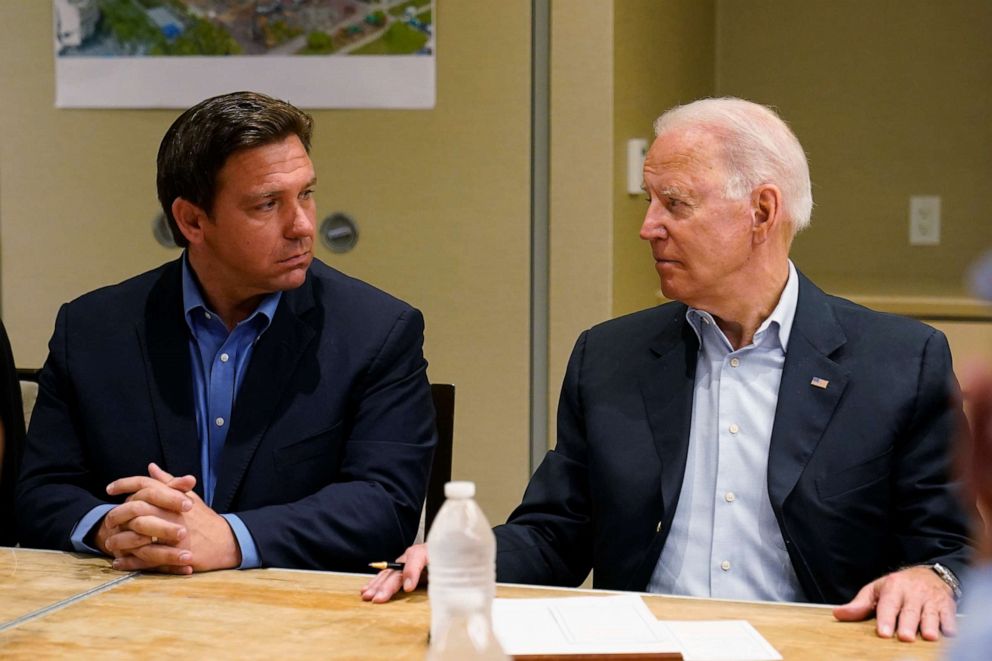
[
  {"xmin": 658, "ymin": 620, "xmax": 781, "ymax": 661},
  {"xmin": 492, "ymin": 594, "xmax": 680, "ymax": 656}
]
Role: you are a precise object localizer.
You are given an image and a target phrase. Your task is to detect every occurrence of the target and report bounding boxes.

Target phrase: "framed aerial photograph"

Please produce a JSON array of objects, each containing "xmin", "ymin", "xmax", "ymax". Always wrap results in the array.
[{"xmin": 54, "ymin": 0, "xmax": 435, "ymax": 108}]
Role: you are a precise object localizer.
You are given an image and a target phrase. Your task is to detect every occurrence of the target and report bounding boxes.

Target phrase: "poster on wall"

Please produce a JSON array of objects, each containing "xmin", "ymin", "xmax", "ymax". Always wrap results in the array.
[{"xmin": 53, "ymin": 0, "xmax": 435, "ymax": 109}]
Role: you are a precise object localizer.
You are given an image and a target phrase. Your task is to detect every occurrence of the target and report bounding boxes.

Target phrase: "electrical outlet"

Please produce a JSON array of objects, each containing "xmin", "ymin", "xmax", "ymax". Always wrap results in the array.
[{"xmin": 909, "ymin": 195, "xmax": 940, "ymax": 246}]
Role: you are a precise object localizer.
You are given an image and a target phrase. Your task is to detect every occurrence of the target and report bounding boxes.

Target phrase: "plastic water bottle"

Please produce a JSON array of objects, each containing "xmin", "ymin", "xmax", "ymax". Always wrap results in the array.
[{"xmin": 426, "ymin": 481, "xmax": 507, "ymax": 660}]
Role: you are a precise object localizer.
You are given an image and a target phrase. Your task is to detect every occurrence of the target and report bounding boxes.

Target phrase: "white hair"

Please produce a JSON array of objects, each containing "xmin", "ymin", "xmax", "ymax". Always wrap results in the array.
[{"xmin": 653, "ymin": 97, "xmax": 813, "ymax": 234}]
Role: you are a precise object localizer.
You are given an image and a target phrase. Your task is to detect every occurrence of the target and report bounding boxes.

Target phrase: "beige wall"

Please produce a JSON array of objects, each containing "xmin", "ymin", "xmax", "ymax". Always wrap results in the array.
[
  {"xmin": 716, "ymin": 0, "xmax": 992, "ymax": 299},
  {"xmin": 605, "ymin": 0, "xmax": 992, "ymax": 374},
  {"xmin": 604, "ymin": 0, "xmax": 992, "ymax": 311},
  {"xmin": 0, "ymin": 1, "xmax": 533, "ymax": 523},
  {"xmin": 714, "ymin": 0, "xmax": 992, "ymax": 398},
  {"xmin": 612, "ymin": 0, "xmax": 715, "ymax": 317},
  {"xmin": 930, "ymin": 320, "xmax": 992, "ymax": 380},
  {"xmin": 546, "ymin": 0, "xmax": 615, "ymax": 448}
]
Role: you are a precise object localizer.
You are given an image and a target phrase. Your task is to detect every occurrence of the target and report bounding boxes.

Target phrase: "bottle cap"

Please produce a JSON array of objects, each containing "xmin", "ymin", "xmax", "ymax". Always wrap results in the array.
[{"xmin": 444, "ymin": 481, "xmax": 475, "ymax": 499}]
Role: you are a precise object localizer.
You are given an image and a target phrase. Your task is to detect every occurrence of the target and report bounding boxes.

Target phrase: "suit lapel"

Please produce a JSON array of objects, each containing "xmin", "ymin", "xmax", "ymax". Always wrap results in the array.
[
  {"xmin": 767, "ymin": 274, "xmax": 849, "ymax": 509},
  {"xmin": 640, "ymin": 307, "xmax": 698, "ymax": 523},
  {"xmin": 138, "ymin": 260, "xmax": 202, "ymax": 495},
  {"xmin": 211, "ymin": 274, "xmax": 318, "ymax": 512},
  {"xmin": 629, "ymin": 306, "xmax": 697, "ymax": 589}
]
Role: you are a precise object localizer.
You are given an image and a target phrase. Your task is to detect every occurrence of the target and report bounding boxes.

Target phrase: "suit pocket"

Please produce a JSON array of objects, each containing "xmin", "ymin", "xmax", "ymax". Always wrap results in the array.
[
  {"xmin": 273, "ymin": 422, "xmax": 342, "ymax": 473},
  {"xmin": 816, "ymin": 449, "xmax": 892, "ymax": 500}
]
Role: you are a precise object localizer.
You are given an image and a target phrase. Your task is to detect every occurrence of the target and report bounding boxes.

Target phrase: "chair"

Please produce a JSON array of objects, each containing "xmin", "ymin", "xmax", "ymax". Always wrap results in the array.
[
  {"xmin": 426, "ymin": 383, "xmax": 455, "ymax": 533},
  {"xmin": 415, "ymin": 384, "xmax": 455, "ymax": 543},
  {"xmin": 16, "ymin": 368, "xmax": 39, "ymax": 430}
]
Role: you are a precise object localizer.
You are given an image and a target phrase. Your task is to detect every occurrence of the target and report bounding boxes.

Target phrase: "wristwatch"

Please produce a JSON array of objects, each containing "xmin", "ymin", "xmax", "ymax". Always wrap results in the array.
[{"xmin": 931, "ymin": 562, "xmax": 962, "ymax": 600}]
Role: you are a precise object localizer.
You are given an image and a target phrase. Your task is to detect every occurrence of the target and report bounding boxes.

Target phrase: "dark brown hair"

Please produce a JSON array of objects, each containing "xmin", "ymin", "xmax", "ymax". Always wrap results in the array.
[{"xmin": 156, "ymin": 91, "xmax": 313, "ymax": 247}]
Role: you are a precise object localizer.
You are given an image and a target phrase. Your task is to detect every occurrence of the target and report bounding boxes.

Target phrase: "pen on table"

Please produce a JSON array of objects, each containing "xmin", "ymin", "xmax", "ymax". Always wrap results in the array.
[{"xmin": 368, "ymin": 561, "xmax": 405, "ymax": 571}]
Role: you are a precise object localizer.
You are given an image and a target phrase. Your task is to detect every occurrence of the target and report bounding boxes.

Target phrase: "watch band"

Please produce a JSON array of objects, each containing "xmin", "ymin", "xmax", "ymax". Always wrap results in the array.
[{"xmin": 931, "ymin": 562, "xmax": 962, "ymax": 600}]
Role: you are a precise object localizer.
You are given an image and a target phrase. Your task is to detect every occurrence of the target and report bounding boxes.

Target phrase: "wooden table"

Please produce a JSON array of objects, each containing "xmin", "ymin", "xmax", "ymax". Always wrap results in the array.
[
  {"xmin": 0, "ymin": 548, "xmax": 944, "ymax": 659},
  {"xmin": 0, "ymin": 548, "xmax": 131, "ymax": 625}
]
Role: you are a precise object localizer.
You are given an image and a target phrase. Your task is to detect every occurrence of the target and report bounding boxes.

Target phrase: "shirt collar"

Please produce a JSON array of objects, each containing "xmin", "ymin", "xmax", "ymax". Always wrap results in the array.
[
  {"xmin": 685, "ymin": 260, "xmax": 799, "ymax": 352},
  {"xmin": 769, "ymin": 260, "xmax": 799, "ymax": 351},
  {"xmin": 181, "ymin": 253, "xmax": 281, "ymax": 335}
]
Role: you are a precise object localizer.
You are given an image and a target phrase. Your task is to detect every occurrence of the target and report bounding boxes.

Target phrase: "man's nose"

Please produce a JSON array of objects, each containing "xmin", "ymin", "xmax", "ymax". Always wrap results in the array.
[
  {"xmin": 288, "ymin": 203, "xmax": 315, "ymax": 238},
  {"xmin": 640, "ymin": 209, "xmax": 667, "ymax": 241}
]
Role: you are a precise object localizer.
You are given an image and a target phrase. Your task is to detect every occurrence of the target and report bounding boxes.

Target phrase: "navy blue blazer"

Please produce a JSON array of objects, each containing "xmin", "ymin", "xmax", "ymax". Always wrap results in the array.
[
  {"xmin": 495, "ymin": 273, "xmax": 972, "ymax": 603},
  {"xmin": 0, "ymin": 317, "xmax": 25, "ymax": 546},
  {"xmin": 16, "ymin": 258, "xmax": 436, "ymax": 571}
]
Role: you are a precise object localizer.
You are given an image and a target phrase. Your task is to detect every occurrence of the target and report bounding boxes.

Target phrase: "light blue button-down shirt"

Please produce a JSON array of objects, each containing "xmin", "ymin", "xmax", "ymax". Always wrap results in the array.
[
  {"xmin": 70, "ymin": 256, "xmax": 280, "ymax": 569},
  {"xmin": 648, "ymin": 260, "xmax": 805, "ymax": 602}
]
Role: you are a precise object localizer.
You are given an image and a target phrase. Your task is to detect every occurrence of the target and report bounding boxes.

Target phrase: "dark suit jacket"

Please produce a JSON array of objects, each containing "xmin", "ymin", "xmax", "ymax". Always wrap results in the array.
[
  {"xmin": 1, "ymin": 318, "xmax": 26, "ymax": 546},
  {"xmin": 16, "ymin": 258, "xmax": 436, "ymax": 571},
  {"xmin": 495, "ymin": 273, "xmax": 972, "ymax": 603}
]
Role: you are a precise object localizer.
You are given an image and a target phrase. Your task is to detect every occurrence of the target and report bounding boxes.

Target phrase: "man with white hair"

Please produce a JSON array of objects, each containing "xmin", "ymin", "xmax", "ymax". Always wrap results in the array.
[{"xmin": 364, "ymin": 98, "xmax": 971, "ymax": 642}]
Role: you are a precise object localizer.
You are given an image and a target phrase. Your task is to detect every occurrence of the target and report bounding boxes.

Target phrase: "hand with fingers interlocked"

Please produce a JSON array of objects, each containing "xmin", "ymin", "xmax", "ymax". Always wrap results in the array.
[{"xmin": 95, "ymin": 462, "xmax": 241, "ymax": 575}]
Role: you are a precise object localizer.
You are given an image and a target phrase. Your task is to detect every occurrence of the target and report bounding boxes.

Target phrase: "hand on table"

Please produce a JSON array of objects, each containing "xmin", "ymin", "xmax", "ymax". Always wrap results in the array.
[
  {"xmin": 833, "ymin": 565, "xmax": 956, "ymax": 642},
  {"xmin": 361, "ymin": 543, "xmax": 429, "ymax": 603},
  {"xmin": 98, "ymin": 463, "xmax": 241, "ymax": 574}
]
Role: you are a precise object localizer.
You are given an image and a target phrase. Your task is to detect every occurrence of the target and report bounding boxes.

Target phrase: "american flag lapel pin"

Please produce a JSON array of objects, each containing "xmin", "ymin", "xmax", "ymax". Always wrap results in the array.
[{"xmin": 810, "ymin": 377, "xmax": 829, "ymax": 389}]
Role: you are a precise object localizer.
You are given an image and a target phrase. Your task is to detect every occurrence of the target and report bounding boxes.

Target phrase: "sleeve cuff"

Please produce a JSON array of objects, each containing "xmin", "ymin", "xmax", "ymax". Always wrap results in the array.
[
  {"xmin": 222, "ymin": 513, "xmax": 261, "ymax": 569},
  {"xmin": 69, "ymin": 504, "xmax": 115, "ymax": 554}
]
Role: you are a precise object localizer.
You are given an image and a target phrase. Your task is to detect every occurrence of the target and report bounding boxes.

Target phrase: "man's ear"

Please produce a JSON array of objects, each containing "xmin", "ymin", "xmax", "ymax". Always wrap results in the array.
[
  {"xmin": 750, "ymin": 184, "xmax": 783, "ymax": 244},
  {"xmin": 171, "ymin": 198, "xmax": 208, "ymax": 246}
]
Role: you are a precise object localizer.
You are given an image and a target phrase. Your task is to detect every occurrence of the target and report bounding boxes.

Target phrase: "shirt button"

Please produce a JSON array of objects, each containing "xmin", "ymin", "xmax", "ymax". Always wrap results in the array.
[
  {"xmin": 204, "ymin": 312, "xmax": 212, "ymax": 320},
  {"xmin": 215, "ymin": 417, "xmax": 225, "ymax": 427},
  {"xmin": 724, "ymin": 491, "xmax": 736, "ymax": 503},
  {"xmin": 702, "ymin": 317, "xmax": 711, "ymax": 325},
  {"xmin": 220, "ymin": 353, "xmax": 230, "ymax": 363},
  {"xmin": 730, "ymin": 357, "xmax": 740, "ymax": 368},
  {"xmin": 720, "ymin": 560, "xmax": 731, "ymax": 571},
  {"xmin": 729, "ymin": 423, "xmax": 739, "ymax": 434},
  {"xmin": 656, "ymin": 521, "xmax": 663, "ymax": 533}
]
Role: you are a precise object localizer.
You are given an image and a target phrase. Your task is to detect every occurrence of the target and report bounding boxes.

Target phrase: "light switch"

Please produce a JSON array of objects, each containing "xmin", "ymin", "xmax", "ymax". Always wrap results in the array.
[{"xmin": 626, "ymin": 139, "xmax": 648, "ymax": 195}]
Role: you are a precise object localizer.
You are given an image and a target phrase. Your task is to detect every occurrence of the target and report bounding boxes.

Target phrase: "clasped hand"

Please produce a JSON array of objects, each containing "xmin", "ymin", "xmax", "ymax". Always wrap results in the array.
[{"xmin": 95, "ymin": 463, "xmax": 240, "ymax": 574}]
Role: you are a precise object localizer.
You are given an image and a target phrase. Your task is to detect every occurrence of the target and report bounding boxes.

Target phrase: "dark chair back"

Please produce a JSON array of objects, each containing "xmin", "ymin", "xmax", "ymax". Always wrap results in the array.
[
  {"xmin": 15, "ymin": 368, "xmax": 39, "ymax": 383},
  {"xmin": 426, "ymin": 383, "xmax": 455, "ymax": 533}
]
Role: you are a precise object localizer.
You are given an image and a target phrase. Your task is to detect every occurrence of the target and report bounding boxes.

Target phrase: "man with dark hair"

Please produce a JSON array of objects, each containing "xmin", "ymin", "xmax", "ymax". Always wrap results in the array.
[
  {"xmin": 156, "ymin": 91, "xmax": 315, "ymax": 250},
  {"xmin": 17, "ymin": 91, "xmax": 436, "ymax": 573}
]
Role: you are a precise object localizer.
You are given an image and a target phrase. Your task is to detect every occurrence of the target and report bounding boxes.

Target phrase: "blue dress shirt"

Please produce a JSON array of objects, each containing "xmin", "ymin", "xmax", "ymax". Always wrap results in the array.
[
  {"xmin": 70, "ymin": 255, "xmax": 280, "ymax": 569},
  {"xmin": 181, "ymin": 257, "xmax": 281, "ymax": 568},
  {"xmin": 649, "ymin": 261, "xmax": 805, "ymax": 601}
]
